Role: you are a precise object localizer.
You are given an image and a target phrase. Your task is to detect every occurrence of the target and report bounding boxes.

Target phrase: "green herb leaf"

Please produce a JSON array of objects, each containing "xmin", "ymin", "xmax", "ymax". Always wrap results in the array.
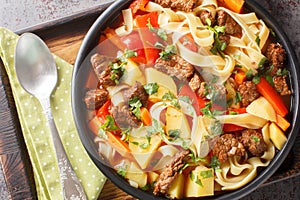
[
  {"xmin": 117, "ymin": 165, "xmax": 128, "ymax": 177},
  {"xmin": 101, "ymin": 115, "xmax": 118, "ymax": 131},
  {"xmin": 210, "ymin": 155, "xmax": 221, "ymax": 172},
  {"xmin": 252, "ymin": 75, "xmax": 261, "ymax": 84},
  {"xmin": 276, "ymin": 68, "xmax": 289, "ymax": 76},
  {"xmin": 146, "ymin": 118, "xmax": 165, "ymax": 135},
  {"xmin": 168, "ymin": 129, "xmax": 181, "ymax": 141},
  {"xmin": 251, "ymin": 135, "xmax": 260, "ymax": 143},
  {"xmin": 144, "ymin": 82, "xmax": 159, "ymax": 95},
  {"xmin": 159, "ymin": 44, "xmax": 177, "ymax": 60},
  {"xmin": 200, "ymin": 169, "xmax": 213, "ymax": 179},
  {"xmin": 235, "ymin": 92, "xmax": 242, "ymax": 103},
  {"xmin": 129, "ymin": 96, "xmax": 142, "ymax": 119},
  {"xmin": 162, "ymin": 91, "xmax": 181, "ymax": 109},
  {"xmin": 255, "ymin": 36, "xmax": 261, "ymax": 46}
]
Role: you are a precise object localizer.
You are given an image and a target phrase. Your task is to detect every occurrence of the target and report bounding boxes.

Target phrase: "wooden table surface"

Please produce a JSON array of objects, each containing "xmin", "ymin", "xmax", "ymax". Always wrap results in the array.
[{"xmin": 0, "ymin": 0, "xmax": 299, "ymax": 199}]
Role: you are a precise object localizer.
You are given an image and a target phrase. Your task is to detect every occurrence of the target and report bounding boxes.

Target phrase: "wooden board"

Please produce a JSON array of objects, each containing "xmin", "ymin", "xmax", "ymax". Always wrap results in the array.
[{"xmin": 0, "ymin": 4, "xmax": 300, "ymax": 200}]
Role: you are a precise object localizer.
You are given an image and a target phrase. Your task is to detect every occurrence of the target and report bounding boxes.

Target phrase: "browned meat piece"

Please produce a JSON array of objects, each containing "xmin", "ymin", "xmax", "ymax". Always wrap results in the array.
[
  {"xmin": 154, "ymin": 0, "xmax": 196, "ymax": 12},
  {"xmin": 265, "ymin": 43, "xmax": 286, "ymax": 70},
  {"xmin": 90, "ymin": 53, "xmax": 114, "ymax": 80},
  {"xmin": 238, "ymin": 81, "xmax": 260, "ymax": 107},
  {"xmin": 240, "ymin": 129, "xmax": 267, "ymax": 157},
  {"xmin": 154, "ymin": 54, "xmax": 194, "ymax": 82},
  {"xmin": 189, "ymin": 73, "xmax": 202, "ymax": 92},
  {"xmin": 212, "ymin": 133, "xmax": 245, "ymax": 163},
  {"xmin": 273, "ymin": 76, "xmax": 291, "ymax": 96},
  {"xmin": 98, "ymin": 65, "xmax": 123, "ymax": 87},
  {"xmin": 84, "ymin": 89, "xmax": 108, "ymax": 110},
  {"xmin": 111, "ymin": 105, "xmax": 141, "ymax": 128},
  {"xmin": 123, "ymin": 82, "xmax": 149, "ymax": 107},
  {"xmin": 219, "ymin": 34, "xmax": 230, "ymax": 47},
  {"xmin": 153, "ymin": 149, "xmax": 190, "ymax": 195},
  {"xmin": 198, "ymin": 10, "xmax": 215, "ymax": 25},
  {"xmin": 217, "ymin": 10, "xmax": 242, "ymax": 35}
]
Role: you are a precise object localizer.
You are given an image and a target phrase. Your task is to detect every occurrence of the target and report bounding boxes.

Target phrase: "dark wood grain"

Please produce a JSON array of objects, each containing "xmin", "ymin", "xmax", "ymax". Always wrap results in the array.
[{"xmin": 0, "ymin": 3, "xmax": 299, "ymax": 200}]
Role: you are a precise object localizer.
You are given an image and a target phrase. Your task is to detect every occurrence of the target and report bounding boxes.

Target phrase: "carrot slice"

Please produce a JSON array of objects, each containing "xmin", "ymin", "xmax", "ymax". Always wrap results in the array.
[
  {"xmin": 276, "ymin": 114, "xmax": 290, "ymax": 131},
  {"xmin": 140, "ymin": 107, "xmax": 152, "ymax": 126},
  {"xmin": 217, "ymin": 0, "xmax": 245, "ymax": 13},
  {"xmin": 255, "ymin": 77, "xmax": 288, "ymax": 117},
  {"xmin": 234, "ymin": 70, "xmax": 246, "ymax": 86},
  {"xmin": 106, "ymin": 131, "xmax": 131, "ymax": 154}
]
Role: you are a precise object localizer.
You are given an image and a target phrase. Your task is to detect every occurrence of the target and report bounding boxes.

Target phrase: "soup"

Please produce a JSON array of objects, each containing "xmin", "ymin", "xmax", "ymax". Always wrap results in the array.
[{"xmin": 83, "ymin": 0, "xmax": 291, "ymax": 198}]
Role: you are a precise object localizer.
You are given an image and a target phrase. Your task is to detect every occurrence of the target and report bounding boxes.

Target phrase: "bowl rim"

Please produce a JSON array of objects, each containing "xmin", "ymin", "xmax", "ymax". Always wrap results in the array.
[{"xmin": 72, "ymin": 0, "xmax": 300, "ymax": 199}]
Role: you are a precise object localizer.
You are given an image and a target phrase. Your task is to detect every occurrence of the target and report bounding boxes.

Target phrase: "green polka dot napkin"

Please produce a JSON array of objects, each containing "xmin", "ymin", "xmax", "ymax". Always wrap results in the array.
[{"xmin": 0, "ymin": 27, "xmax": 106, "ymax": 200}]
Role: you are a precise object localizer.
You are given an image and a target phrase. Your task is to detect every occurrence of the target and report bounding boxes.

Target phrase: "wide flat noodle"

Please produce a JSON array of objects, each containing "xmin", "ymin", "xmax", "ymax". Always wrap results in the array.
[{"xmin": 215, "ymin": 123, "xmax": 275, "ymax": 190}]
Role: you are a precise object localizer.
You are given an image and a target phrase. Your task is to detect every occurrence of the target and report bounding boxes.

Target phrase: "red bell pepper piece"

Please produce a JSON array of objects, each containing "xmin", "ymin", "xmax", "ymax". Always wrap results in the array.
[
  {"xmin": 135, "ymin": 12, "xmax": 160, "ymax": 64},
  {"xmin": 129, "ymin": 0, "xmax": 149, "ymax": 15},
  {"xmin": 179, "ymin": 84, "xmax": 202, "ymax": 116},
  {"xmin": 97, "ymin": 100, "xmax": 111, "ymax": 123},
  {"xmin": 120, "ymin": 31, "xmax": 146, "ymax": 64},
  {"xmin": 179, "ymin": 33, "xmax": 198, "ymax": 52},
  {"xmin": 255, "ymin": 77, "xmax": 288, "ymax": 117},
  {"xmin": 223, "ymin": 124, "xmax": 245, "ymax": 132}
]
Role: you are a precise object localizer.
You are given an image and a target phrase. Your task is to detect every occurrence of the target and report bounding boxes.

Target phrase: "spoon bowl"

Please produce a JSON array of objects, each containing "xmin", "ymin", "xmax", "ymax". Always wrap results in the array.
[
  {"xmin": 15, "ymin": 32, "xmax": 87, "ymax": 199},
  {"xmin": 15, "ymin": 33, "xmax": 57, "ymax": 99}
]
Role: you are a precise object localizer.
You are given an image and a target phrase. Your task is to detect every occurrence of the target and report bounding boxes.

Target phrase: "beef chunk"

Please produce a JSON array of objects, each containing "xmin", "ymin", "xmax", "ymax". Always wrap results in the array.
[
  {"xmin": 240, "ymin": 129, "xmax": 267, "ymax": 157},
  {"xmin": 154, "ymin": 0, "xmax": 196, "ymax": 12},
  {"xmin": 189, "ymin": 73, "xmax": 202, "ymax": 92},
  {"xmin": 153, "ymin": 149, "xmax": 190, "ymax": 195},
  {"xmin": 273, "ymin": 76, "xmax": 291, "ymax": 96},
  {"xmin": 98, "ymin": 65, "xmax": 123, "ymax": 87},
  {"xmin": 154, "ymin": 54, "xmax": 194, "ymax": 82},
  {"xmin": 90, "ymin": 53, "xmax": 114, "ymax": 80},
  {"xmin": 238, "ymin": 81, "xmax": 260, "ymax": 107},
  {"xmin": 217, "ymin": 10, "xmax": 242, "ymax": 35},
  {"xmin": 265, "ymin": 43, "xmax": 286, "ymax": 69},
  {"xmin": 111, "ymin": 105, "xmax": 141, "ymax": 128},
  {"xmin": 84, "ymin": 89, "xmax": 108, "ymax": 110},
  {"xmin": 198, "ymin": 10, "xmax": 215, "ymax": 25},
  {"xmin": 123, "ymin": 82, "xmax": 149, "ymax": 107},
  {"xmin": 212, "ymin": 133, "xmax": 245, "ymax": 163}
]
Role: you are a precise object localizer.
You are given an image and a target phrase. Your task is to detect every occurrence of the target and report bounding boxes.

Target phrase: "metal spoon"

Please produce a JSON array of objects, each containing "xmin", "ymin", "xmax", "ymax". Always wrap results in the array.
[{"xmin": 15, "ymin": 33, "xmax": 87, "ymax": 200}]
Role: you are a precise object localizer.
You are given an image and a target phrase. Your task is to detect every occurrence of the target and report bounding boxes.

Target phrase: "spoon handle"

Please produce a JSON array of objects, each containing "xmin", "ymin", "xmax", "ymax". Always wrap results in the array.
[{"xmin": 40, "ymin": 97, "xmax": 87, "ymax": 200}]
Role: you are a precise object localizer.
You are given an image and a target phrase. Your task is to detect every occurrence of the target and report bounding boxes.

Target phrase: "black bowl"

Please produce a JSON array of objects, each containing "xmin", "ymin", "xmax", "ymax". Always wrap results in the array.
[{"xmin": 72, "ymin": 0, "xmax": 300, "ymax": 199}]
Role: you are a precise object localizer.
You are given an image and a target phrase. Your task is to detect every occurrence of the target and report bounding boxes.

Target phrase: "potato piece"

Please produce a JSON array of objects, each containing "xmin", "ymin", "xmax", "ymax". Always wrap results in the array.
[
  {"xmin": 269, "ymin": 122, "xmax": 287, "ymax": 150},
  {"xmin": 148, "ymin": 171, "xmax": 159, "ymax": 183},
  {"xmin": 246, "ymin": 96, "xmax": 276, "ymax": 122},
  {"xmin": 166, "ymin": 107, "xmax": 191, "ymax": 139},
  {"xmin": 121, "ymin": 59, "xmax": 145, "ymax": 86},
  {"xmin": 167, "ymin": 173, "xmax": 185, "ymax": 199},
  {"xmin": 149, "ymin": 85, "xmax": 169, "ymax": 102},
  {"xmin": 145, "ymin": 68, "xmax": 177, "ymax": 95},
  {"xmin": 129, "ymin": 135, "xmax": 162, "ymax": 169},
  {"xmin": 185, "ymin": 166, "xmax": 214, "ymax": 197},
  {"xmin": 125, "ymin": 162, "xmax": 147, "ymax": 188}
]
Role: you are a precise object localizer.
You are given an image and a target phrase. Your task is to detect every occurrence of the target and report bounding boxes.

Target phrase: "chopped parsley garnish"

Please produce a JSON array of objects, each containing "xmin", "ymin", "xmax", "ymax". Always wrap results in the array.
[
  {"xmin": 251, "ymin": 135, "xmax": 260, "ymax": 143},
  {"xmin": 258, "ymin": 57, "xmax": 268, "ymax": 68},
  {"xmin": 131, "ymin": 139, "xmax": 150, "ymax": 149},
  {"xmin": 120, "ymin": 128, "xmax": 131, "ymax": 142},
  {"xmin": 252, "ymin": 75, "xmax": 261, "ymax": 84},
  {"xmin": 129, "ymin": 96, "xmax": 142, "ymax": 119},
  {"xmin": 276, "ymin": 68, "xmax": 289, "ymax": 76},
  {"xmin": 235, "ymin": 92, "xmax": 242, "ymax": 103},
  {"xmin": 190, "ymin": 172, "xmax": 203, "ymax": 187},
  {"xmin": 144, "ymin": 82, "xmax": 159, "ymax": 95},
  {"xmin": 200, "ymin": 169, "xmax": 213, "ymax": 179},
  {"xmin": 117, "ymin": 165, "xmax": 128, "ymax": 177},
  {"xmin": 210, "ymin": 155, "xmax": 221, "ymax": 172},
  {"xmin": 255, "ymin": 36, "xmax": 261, "ymax": 46},
  {"xmin": 146, "ymin": 118, "xmax": 165, "ymax": 135},
  {"xmin": 101, "ymin": 115, "xmax": 118, "ymax": 131},
  {"xmin": 146, "ymin": 18, "xmax": 167, "ymax": 41},
  {"xmin": 206, "ymin": 19, "xmax": 227, "ymax": 57},
  {"xmin": 168, "ymin": 129, "xmax": 181, "ymax": 141},
  {"xmin": 156, "ymin": 43, "xmax": 177, "ymax": 60},
  {"xmin": 97, "ymin": 115, "xmax": 119, "ymax": 139},
  {"xmin": 229, "ymin": 111, "xmax": 239, "ymax": 115},
  {"xmin": 162, "ymin": 91, "xmax": 181, "ymax": 109}
]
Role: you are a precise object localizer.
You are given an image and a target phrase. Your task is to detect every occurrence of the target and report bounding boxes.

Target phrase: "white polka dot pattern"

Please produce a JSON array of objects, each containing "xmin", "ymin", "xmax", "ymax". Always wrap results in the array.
[{"xmin": 0, "ymin": 27, "xmax": 106, "ymax": 200}]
